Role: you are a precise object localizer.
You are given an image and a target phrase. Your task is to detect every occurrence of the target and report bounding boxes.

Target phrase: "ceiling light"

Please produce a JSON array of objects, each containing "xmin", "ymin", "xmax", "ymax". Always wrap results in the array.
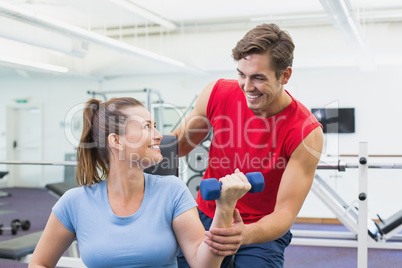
[
  {"xmin": 0, "ymin": 2, "xmax": 186, "ymax": 69},
  {"xmin": 0, "ymin": 56, "xmax": 69, "ymax": 73},
  {"xmin": 0, "ymin": 16, "xmax": 88, "ymax": 58}
]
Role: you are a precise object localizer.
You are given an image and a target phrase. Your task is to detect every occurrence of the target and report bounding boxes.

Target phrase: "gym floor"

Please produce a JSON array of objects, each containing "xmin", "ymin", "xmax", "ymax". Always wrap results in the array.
[
  {"xmin": 0, "ymin": 187, "xmax": 57, "ymax": 267},
  {"xmin": 0, "ymin": 187, "xmax": 401, "ymax": 268}
]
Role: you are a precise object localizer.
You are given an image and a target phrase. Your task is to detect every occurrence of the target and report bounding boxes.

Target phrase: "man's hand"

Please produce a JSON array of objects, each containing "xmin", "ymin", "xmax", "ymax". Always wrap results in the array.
[{"xmin": 204, "ymin": 209, "xmax": 245, "ymax": 256}]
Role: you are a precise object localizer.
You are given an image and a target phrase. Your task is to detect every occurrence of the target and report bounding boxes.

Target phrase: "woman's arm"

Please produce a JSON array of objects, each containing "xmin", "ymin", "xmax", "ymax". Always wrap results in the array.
[
  {"xmin": 173, "ymin": 170, "xmax": 251, "ymax": 268},
  {"xmin": 29, "ymin": 213, "xmax": 76, "ymax": 268}
]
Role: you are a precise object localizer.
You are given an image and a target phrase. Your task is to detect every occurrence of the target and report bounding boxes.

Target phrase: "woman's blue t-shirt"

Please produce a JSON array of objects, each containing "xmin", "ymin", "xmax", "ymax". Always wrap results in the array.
[{"xmin": 52, "ymin": 173, "xmax": 197, "ymax": 267}]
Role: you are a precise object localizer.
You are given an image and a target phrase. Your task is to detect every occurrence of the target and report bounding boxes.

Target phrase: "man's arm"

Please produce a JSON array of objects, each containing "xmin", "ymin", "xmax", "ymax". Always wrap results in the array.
[
  {"xmin": 170, "ymin": 80, "xmax": 216, "ymax": 157},
  {"xmin": 205, "ymin": 126, "xmax": 323, "ymax": 249},
  {"xmin": 170, "ymin": 80, "xmax": 247, "ymax": 256}
]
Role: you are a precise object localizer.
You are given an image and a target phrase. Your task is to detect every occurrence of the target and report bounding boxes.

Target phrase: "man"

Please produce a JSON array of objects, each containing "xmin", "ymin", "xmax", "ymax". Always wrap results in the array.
[{"xmin": 173, "ymin": 23, "xmax": 323, "ymax": 267}]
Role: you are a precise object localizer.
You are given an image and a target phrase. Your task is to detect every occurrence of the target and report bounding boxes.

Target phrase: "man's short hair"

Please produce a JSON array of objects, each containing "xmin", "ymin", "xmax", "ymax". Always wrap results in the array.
[{"xmin": 232, "ymin": 23, "xmax": 295, "ymax": 80}]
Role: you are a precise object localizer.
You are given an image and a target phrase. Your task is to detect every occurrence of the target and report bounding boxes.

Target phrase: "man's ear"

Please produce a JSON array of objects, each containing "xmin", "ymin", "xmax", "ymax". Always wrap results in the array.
[
  {"xmin": 281, "ymin": 66, "xmax": 292, "ymax": 85},
  {"xmin": 108, "ymin": 133, "xmax": 123, "ymax": 151}
]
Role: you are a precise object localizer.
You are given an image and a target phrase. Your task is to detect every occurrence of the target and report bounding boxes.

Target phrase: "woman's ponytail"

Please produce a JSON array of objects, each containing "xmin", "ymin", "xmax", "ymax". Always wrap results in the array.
[{"xmin": 76, "ymin": 99, "xmax": 108, "ymax": 186}]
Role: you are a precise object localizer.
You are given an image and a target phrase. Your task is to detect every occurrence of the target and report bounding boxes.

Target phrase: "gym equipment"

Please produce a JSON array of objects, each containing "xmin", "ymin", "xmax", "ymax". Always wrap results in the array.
[
  {"xmin": 292, "ymin": 142, "xmax": 402, "ymax": 268},
  {"xmin": 144, "ymin": 135, "xmax": 179, "ymax": 176},
  {"xmin": 87, "ymin": 89, "xmax": 165, "ymax": 132},
  {"xmin": 0, "ymin": 171, "xmax": 11, "ymax": 198},
  {"xmin": 0, "ymin": 219, "xmax": 30, "ymax": 235},
  {"xmin": 200, "ymin": 172, "xmax": 265, "ymax": 201},
  {"xmin": 186, "ymin": 129, "xmax": 213, "ymax": 199},
  {"xmin": 0, "ymin": 160, "xmax": 77, "ymax": 166},
  {"xmin": 186, "ymin": 174, "xmax": 203, "ymax": 199},
  {"xmin": 64, "ymin": 153, "xmax": 77, "ymax": 186},
  {"xmin": 0, "ymin": 223, "xmax": 19, "ymax": 235},
  {"xmin": 170, "ymin": 95, "xmax": 198, "ymax": 133},
  {"xmin": 46, "ymin": 182, "xmax": 77, "ymax": 198},
  {"xmin": 317, "ymin": 159, "xmax": 402, "ymax": 171},
  {"xmin": 12, "ymin": 219, "xmax": 31, "ymax": 231},
  {"xmin": 87, "ymin": 88, "xmax": 163, "ymax": 106},
  {"xmin": 0, "ymin": 231, "xmax": 43, "ymax": 259},
  {"xmin": 372, "ymin": 210, "xmax": 402, "ymax": 240},
  {"xmin": 187, "ymin": 145, "xmax": 209, "ymax": 172}
]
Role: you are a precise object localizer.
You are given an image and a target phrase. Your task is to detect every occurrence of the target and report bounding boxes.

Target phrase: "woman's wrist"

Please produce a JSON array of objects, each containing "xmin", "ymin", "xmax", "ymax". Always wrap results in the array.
[{"xmin": 215, "ymin": 200, "xmax": 236, "ymax": 213}]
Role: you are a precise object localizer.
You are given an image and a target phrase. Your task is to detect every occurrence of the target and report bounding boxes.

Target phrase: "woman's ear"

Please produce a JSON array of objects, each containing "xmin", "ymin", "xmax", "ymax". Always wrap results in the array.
[{"xmin": 108, "ymin": 133, "xmax": 123, "ymax": 151}]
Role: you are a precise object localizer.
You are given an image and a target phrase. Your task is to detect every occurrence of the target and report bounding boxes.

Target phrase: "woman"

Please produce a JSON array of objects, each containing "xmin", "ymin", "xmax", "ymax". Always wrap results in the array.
[{"xmin": 29, "ymin": 97, "xmax": 251, "ymax": 268}]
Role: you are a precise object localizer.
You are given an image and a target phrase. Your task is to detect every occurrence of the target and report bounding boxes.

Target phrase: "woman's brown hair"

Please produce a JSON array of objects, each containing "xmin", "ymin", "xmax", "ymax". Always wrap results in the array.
[
  {"xmin": 232, "ymin": 23, "xmax": 295, "ymax": 80},
  {"xmin": 76, "ymin": 97, "xmax": 144, "ymax": 187}
]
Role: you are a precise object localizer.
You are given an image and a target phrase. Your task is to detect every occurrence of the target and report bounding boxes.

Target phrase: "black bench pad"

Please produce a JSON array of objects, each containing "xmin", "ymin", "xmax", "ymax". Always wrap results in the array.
[
  {"xmin": 0, "ymin": 231, "xmax": 42, "ymax": 259},
  {"xmin": 377, "ymin": 209, "xmax": 402, "ymax": 235},
  {"xmin": 46, "ymin": 182, "xmax": 76, "ymax": 197}
]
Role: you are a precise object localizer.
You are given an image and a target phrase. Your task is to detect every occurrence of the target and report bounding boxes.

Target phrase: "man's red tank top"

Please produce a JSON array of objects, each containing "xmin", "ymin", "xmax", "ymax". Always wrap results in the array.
[{"xmin": 195, "ymin": 79, "xmax": 321, "ymax": 224}]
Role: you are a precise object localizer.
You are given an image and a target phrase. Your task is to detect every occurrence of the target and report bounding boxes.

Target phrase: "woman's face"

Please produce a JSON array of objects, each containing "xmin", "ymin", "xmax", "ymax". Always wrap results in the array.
[{"xmin": 119, "ymin": 106, "xmax": 163, "ymax": 169}]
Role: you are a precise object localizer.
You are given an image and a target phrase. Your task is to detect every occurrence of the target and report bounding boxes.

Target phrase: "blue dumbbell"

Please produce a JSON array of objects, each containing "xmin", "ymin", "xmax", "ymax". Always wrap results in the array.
[{"xmin": 200, "ymin": 172, "xmax": 265, "ymax": 201}]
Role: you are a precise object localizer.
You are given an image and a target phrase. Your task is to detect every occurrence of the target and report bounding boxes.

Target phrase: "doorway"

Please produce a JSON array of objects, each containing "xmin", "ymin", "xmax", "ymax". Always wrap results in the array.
[{"xmin": 6, "ymin": 103, "xmax": 43, "ymax": 187}]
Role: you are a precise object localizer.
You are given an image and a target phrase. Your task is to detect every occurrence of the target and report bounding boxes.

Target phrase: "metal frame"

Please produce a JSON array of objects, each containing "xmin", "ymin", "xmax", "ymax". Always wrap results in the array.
[
  {"xmin": 292, "ymin": 142, "xmax": 402, "ymax": 268},
  {"xmin": 87, "ymin": 89, "xmax": 165, "ymax": 132},
  {"xmin": 0, "ymin": 160, "xmax": 77, "ymax": 166},
  {"xmin": 358, "ymin": 142, "xmax": 368, "ymax": 268}
]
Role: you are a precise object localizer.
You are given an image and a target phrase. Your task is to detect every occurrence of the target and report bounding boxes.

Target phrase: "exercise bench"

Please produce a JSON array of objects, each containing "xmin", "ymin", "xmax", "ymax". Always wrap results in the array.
[
  {"xmin": 373, "ymin": 209, "xmax": 402, "ymax": 241},
  {"xmin": 0, "ymin": 231, "xmax": 42, "ymax": 260}
]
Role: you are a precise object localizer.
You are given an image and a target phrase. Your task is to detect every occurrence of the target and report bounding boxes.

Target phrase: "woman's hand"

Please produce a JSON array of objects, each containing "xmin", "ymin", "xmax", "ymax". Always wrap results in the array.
[{"xmin": 216, "ymin": 169, "xmax": 251, "ymax": 207}]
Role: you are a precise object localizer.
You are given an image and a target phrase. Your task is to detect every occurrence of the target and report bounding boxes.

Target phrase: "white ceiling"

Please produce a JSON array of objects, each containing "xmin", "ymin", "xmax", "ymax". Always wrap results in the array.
[
  {"xmin": 6, "ymin": 0, "xmax": 402, "ymax": 27},
  {"xmin": 4, "ymin": 0, "xmax": 326, "ymax": 28},
  {"xmin": 0, "ymin": 0, "xmax": 401, "ymax": 79}
]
